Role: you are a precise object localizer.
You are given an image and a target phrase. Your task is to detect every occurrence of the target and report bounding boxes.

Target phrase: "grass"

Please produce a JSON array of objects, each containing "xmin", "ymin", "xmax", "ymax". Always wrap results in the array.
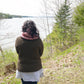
[
  {"xmin": 0, "ymin": 49, "xmax": 18, "ymax": 76},
  {"xmin": 0, "ymin": 74, "xmax": 21, "ymax": 84},
  {"xmin": 39, "ymin": 42, "xmax": 84, "ymax": 84},
  {"xmin": 0, "ymin": 42, "xmax": 84, "ymax": 84}
]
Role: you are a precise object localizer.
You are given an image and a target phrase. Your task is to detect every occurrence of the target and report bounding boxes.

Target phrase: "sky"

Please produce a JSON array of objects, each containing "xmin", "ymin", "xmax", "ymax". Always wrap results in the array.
[
  {"xmin": 0, "ymin": 0, "xmax": 80, "ymax": 16},
  {"xmin": 0, "ymin": 0, "xmax": 42, "ymax": 16}
]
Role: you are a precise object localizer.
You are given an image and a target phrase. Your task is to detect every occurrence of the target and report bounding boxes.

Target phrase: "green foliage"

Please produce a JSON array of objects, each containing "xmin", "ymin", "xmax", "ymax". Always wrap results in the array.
[
  {"xmin": 78, "ymin": 27, "xmax": 84, "ymax": 41},
  {"xmin": 49, "ymin": 0, "xmax": 80, "ymax": 51},
  {"xmin": 54, "ymin": 0, "xmax": 72, "ymax": 47},
  {"xmin": 56, "ymin": 0, "xmax": 71, "ymax": 28},
  {"xmin": 73, "ymin": 2, "xmax": 84, "ymax": 26},
  {"xmin": 0, "ymin": 13, "xmax": 13, "ymax": 19},
  {"xmin": 0, "ymin": 12, "xmax": 22, "ymax": 19},
  {"xmin": 0, "ymin": 49, "xmax": 18, "ymax": 75}
]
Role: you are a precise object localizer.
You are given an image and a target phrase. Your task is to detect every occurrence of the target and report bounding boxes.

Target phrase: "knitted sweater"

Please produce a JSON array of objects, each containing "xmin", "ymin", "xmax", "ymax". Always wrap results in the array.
[{"xmin": 15, "ymin": 37, "xmax": 44, "ymax": 72}]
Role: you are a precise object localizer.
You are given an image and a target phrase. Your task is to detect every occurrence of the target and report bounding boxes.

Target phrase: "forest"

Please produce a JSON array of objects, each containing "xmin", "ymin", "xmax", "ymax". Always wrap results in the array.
[{"xmin": 0, "ymin": 12, "xmax": 22, "ymax": 19}]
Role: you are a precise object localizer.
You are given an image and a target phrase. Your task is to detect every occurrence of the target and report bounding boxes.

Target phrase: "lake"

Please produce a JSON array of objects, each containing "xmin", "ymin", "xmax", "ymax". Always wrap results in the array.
[{"xmin": 0, "ymin": 17, "xmax": 55, "ymax": 49}]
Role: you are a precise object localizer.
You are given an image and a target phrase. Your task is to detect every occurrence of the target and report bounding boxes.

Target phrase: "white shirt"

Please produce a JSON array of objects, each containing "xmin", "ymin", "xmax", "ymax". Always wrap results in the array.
[{"xmin": 16, "ymin": 69, "xmax": 43, "ymax": 82}]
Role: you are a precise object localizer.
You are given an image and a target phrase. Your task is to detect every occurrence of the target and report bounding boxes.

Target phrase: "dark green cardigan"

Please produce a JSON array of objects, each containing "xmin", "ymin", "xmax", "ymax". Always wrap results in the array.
[{"xmin": 15, "ymin": 37, "xmax": 44, "ymax": 72}]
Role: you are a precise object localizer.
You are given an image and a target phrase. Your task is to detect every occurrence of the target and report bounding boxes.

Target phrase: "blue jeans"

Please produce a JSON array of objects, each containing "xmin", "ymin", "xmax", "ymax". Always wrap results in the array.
[{"xmin": 21, "ymin": 79, "xmax": 37, "ymax": 84}]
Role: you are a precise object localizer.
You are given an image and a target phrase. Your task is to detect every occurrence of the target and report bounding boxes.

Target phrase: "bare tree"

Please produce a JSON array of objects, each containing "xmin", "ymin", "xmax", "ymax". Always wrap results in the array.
[
  {"xmin": 42, "ymin": 0, "xmax": 53, "ymax": 56},
  {"xmin": 0, "ymin": 45, "xmax": 4, "ymax": 58}
]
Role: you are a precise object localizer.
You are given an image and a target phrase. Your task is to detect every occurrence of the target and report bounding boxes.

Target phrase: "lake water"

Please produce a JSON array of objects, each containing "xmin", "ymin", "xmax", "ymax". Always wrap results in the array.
[{"xmin": 0, "ymin": 17, "xmax": 55, "ymax": 49}]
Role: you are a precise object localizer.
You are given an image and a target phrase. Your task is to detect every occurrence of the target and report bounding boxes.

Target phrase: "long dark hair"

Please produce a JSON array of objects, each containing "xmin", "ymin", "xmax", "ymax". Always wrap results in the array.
[{"xmin": 22, "ymin": 20, "xmax": 39, "ymax": 37}]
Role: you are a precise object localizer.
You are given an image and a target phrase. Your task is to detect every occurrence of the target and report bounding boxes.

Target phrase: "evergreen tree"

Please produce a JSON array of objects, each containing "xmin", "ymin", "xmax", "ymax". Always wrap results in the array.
[
  {"xmin": 53, "ymin": 0, "xmax": 79, "ymax": 50},
  {"xmin": 54, "ymin": 0, "xmax": 71, "ymax": 48}
]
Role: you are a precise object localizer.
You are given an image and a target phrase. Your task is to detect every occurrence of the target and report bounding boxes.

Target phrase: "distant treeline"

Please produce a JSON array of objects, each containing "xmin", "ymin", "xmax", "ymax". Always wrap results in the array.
[
  {"xmin": 0, "ymin": 12, "xmax": 22, "ymax": 19},
  {"xmin": 0, "ymin": 12, "xmax": 54, "ymax": 19}
]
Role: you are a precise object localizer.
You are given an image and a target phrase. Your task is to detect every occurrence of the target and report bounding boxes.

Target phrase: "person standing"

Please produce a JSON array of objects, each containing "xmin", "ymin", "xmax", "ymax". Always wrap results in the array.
[{"xmin": 15, "ymin": 20, "xmax": 44, "ymax": 84}]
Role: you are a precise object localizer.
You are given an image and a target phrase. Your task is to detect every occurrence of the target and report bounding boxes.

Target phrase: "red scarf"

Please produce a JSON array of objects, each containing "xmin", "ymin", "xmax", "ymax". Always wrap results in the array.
[{"xmin": 21, "ymin": 32, "xmax": 39, "ymax": 40}]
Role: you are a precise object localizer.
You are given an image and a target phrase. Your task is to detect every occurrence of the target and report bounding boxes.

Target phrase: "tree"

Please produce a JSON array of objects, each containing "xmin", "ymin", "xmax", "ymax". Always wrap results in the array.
[
  {"xmin": 52, "ymin": 0, "xmax": 79, "ymax": 50},
  {"xmin": 73, "ymin": 2, "xmax": 84, "ymax": 42},
  {"xmin": 42, "ymin": 0, "xmax": 53, "ymax": 56},
  {"xmin": 73, "ymin": 2, "xmax": 84, "ymax": 27},
  {"xmin": 54, "ymin": 0, "xmax": 71, "ymax": 48}
]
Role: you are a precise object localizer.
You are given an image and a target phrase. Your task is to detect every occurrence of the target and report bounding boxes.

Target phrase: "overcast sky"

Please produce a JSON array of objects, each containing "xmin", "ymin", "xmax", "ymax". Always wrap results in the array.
[
  {"xmin": 0, "ymin": 0, "xmax": 80, "ymax": 16},
  {"xmin": 0, "ymin": 0, "xmax": 42, "ymax": 16}
]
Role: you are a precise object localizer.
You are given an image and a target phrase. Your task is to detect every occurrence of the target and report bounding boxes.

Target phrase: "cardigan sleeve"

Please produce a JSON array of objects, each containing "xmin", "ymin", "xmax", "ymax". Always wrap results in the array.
[
  {"xmin": 39, "ymin": 39, "xmax": 44, "ymax": 57},
  {"xmin": 15, "ymin": 37, "xmax": 20, "ymax": 54}
]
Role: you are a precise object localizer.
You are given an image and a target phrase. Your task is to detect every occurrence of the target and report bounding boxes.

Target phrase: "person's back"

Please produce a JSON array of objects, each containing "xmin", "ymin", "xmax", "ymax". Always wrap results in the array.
[
  {"xmin": 15, "ymin": 36, "xmax": 43, "ymax": 72},
  {"xmin": 15, "ymin": 20, "xmax": 44, "ymax": 84}
]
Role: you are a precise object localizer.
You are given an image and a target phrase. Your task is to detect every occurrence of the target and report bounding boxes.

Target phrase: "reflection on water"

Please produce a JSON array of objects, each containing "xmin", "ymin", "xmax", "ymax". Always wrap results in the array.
[{"xmin": 0, "ymin": 18, "xmax": 55, "ymax": 49}]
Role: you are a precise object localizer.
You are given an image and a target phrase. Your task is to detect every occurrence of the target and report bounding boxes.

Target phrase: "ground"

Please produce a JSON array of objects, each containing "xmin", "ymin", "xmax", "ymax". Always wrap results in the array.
[{"xmin": 0, "ymin": 44, "xmax": 84, "ymax": 84}]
